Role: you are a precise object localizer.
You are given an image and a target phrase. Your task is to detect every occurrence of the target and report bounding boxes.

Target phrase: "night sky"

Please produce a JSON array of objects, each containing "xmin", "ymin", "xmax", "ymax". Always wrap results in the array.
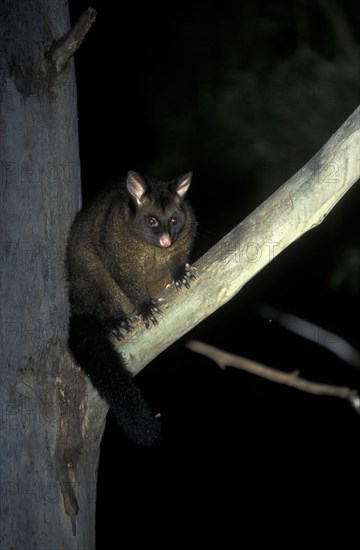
[{"xmin": 68, "ymin": 1, "xmax": 359, "ymax": 543}]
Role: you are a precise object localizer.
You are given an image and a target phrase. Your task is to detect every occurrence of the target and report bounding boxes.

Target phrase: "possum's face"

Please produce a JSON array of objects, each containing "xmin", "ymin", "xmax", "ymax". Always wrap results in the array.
[
  {"xmin": 135, "ymin": 203, "xmax": 187, "ymax": 248},
  {"xmin": 126, "ymin": 171, "xmax": 192, "ymax": 248}
]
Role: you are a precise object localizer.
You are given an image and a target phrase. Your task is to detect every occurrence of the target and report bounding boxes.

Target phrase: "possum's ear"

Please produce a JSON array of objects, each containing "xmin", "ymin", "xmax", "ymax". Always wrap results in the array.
[
  {"xmin": 126, "ymin": 171, "xmax": 149, "ymax": 207},
  {"xmin": 175, "ymin": 172, "xmax": 192, "ymax": 199}
]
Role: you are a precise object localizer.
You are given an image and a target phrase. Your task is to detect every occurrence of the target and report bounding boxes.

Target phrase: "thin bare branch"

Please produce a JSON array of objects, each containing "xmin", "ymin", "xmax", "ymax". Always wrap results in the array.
[
  {"xmin": 187, "ymin": 340, "xmax": 359, "ymax": 405},
  {"xmin": 259, "ymin": 305, "xmax": 360, "ymax": 368}
]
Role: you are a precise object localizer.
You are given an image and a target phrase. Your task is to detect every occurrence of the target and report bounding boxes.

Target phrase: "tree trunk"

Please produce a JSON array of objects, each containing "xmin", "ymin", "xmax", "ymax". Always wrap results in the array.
[{"xmin": 0, "ymin": 1, "xmax": 105, "ymax": 548}]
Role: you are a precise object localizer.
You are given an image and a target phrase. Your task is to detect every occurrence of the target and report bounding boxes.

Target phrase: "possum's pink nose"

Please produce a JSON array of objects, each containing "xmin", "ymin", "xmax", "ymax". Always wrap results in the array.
[{"xmin": 159, "ymin": 234, "xmax": 172, "ymax": 248}]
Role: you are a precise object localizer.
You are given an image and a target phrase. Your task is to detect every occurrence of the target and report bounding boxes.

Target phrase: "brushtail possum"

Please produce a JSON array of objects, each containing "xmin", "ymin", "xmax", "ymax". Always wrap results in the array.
[{"xmin": 66, "ymin": 170, "xmax": 196, "ymax": 446}]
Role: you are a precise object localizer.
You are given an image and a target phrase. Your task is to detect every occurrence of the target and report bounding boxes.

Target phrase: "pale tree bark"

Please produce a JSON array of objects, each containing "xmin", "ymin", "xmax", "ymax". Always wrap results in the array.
[{"xmin": 0, "ymin": 2, "xmax": 102, "ymax": 549}]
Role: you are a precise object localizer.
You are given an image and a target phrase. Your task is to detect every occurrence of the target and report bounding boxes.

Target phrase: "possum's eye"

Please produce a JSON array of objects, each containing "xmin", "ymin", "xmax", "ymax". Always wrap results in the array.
[
  {"xmin": 146, "ymin": 216, "xmax": 158, "ymax": 227},
  {"xmin": 169, "ymin": 217, "xmax": 177, "ymax": 225}
]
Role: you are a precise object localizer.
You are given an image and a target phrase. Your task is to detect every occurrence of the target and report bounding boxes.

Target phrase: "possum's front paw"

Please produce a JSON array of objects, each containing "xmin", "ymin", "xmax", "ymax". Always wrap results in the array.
[
  {"xmin": 136, "ymin": 299, "xmax": 162, "ymax": 329},
  {"xmin": 173, "ymin": 263, "xmax": 197, "ymax": 290},
  {"xmin": 107, "ymin": 315, "xmax": 133, "ymax": 340}
]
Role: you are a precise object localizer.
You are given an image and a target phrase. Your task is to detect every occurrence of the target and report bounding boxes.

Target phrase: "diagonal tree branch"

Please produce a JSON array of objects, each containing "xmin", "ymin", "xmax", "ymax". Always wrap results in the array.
[{"xmin": 117, "ymin": 105, "xmax": 360, "ymax": 376}]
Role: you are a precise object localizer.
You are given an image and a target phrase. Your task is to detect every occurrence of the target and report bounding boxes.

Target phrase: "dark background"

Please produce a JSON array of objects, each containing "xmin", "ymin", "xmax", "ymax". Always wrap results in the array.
[{"xmin": 69, "ymin": 0, "xmax": 359, "ymax": 543}]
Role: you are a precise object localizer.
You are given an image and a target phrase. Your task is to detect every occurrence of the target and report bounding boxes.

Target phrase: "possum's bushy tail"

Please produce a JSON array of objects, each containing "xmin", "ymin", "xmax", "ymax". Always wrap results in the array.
[{"xmin": 68, "ymin": 314, "xmax": 161, "ymax": 447}]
